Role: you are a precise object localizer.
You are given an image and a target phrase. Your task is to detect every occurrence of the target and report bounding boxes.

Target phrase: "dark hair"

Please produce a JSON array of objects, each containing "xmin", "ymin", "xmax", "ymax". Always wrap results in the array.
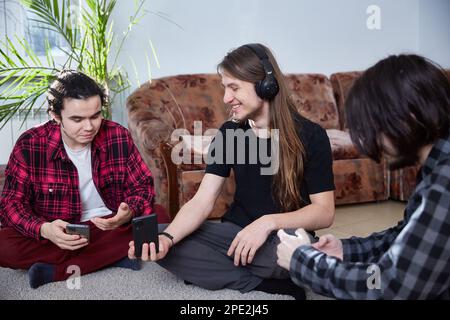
[
  {"xmin": 345, "ymin": 54, "xmax": 450, "ymax": 166},
  {"xmin": 47, "ymin": 70, "xmax": 107, "ymax": 117},
  {"xmin": 217, "ymin": 44, "xmax": 306, "ymax": 211}
]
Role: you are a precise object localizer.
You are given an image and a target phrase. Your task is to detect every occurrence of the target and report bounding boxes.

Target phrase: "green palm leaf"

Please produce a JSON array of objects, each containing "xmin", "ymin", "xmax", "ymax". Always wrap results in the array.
[{"xmin": 0, "ymin": 0, "xmax": 151, "ymax": 129}]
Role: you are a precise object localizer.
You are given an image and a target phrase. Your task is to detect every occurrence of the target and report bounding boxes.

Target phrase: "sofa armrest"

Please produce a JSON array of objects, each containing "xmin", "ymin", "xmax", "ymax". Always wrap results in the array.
[
  {"xmin": 159, "ymin": 142, "xmax": 180, "ymax": 219},
  {"xmin": 159, "ymin": 138, "xmax": 234, "ymax": 220},
  {"xmin": 159, "ymin": 135, "xmax": 214, "ymax": 219}
]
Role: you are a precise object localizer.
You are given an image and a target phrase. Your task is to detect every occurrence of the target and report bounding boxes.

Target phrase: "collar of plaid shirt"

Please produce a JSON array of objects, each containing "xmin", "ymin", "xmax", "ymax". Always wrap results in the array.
[
  {"xmin": 46, "ymin": 120, "xmax": 108, "ymax": 162},
  {"xmin": 420, "ymin": 129, "xmax": 450, "ymax": 178}
]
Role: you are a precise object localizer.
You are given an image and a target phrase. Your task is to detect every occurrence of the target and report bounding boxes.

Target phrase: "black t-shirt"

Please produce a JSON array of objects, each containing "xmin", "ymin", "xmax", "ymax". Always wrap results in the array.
[{"xmin": 205, "ymin": 113, "xmax": 335, "ymax": 228}]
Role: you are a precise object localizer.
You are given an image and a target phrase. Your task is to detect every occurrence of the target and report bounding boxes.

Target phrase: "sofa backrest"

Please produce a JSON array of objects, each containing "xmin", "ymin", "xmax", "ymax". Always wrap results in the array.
[
  {"xmin": 330, "ymin": 71, "xmax": 363, "ymax": 130},
  {"xmin": 127, "ymin": 73, "xmax": 341, "ymax": 140},
  {"xmin": 285, "ymin": 74, "xmax": 340, "ymax": 130}
]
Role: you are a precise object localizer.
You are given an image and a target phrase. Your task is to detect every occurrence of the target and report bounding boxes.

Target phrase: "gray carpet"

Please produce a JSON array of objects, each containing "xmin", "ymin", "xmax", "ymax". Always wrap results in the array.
[{"xmin": 0, "ymin": 263, "xmax": 331, "ymax": 300}]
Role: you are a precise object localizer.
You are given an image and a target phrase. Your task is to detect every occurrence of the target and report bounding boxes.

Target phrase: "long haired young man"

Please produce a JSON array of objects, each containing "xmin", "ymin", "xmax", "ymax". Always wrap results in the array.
[{"xmin": 129, "ymin": 44, "xmax": 335, "ymax": 299}]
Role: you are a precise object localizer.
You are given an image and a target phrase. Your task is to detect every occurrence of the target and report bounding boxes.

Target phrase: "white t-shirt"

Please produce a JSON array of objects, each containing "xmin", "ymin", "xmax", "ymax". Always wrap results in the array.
[{"xmin": 63, "ymin": 142, "xmax": 112, "ymax": 222}]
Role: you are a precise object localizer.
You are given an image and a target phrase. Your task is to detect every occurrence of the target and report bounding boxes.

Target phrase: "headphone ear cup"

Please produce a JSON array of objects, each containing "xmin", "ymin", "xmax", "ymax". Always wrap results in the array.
[
  {"xmin": 254, "ymin": 80, "xmax": 264, "ymax": 99},
  {"xmin": 258, "ymin": 76, "xmax": 279, "ymax": 101}
]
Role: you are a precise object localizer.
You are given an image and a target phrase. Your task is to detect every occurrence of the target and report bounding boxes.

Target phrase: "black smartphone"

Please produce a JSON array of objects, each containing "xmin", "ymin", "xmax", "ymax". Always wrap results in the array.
[
  {"xmin": 66, "ymin": 224, "xmax": 90, "ymax": 241},
  {"xmin": 132, "ymin": 214, "xmax": 159, "ymax": 258}
]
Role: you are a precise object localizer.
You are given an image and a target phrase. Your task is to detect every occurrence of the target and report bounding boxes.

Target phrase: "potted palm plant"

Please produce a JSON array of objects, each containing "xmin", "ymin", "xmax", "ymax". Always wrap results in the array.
[{"xmin": 0, "ymin": 0, "xmax": 147, "ymax": 128}]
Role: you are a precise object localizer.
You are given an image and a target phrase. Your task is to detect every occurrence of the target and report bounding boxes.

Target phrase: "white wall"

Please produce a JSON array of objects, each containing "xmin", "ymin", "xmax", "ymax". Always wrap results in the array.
[
  {"xmin": 418, "ymin": 0, "xmax": 450, "ymax": 68},
  {"xmin": 112, "ymin": 0, "xmax": 434, "ymax": 85}
]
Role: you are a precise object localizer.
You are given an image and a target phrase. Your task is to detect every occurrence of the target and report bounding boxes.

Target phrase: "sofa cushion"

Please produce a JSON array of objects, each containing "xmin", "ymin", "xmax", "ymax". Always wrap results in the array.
[{"xmin": 285, "ymin": 74, "xmax": 340, "ymax": 130}]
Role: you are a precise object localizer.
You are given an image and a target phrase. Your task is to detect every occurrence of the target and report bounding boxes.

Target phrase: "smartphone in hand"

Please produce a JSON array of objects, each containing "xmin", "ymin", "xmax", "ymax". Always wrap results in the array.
[
  {"xmin": 66, "ymin": 224, "xmax": 90, "ymax": 242},
  {"xmin": 132, "ymin": 214, "xmax": 159, "ymax": 258}
]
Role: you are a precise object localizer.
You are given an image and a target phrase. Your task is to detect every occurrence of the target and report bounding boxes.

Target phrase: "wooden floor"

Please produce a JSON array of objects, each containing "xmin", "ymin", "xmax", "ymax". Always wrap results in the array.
[{"xmin": 316, "ymin": 200, "xmax": 406, "ymax": 239}]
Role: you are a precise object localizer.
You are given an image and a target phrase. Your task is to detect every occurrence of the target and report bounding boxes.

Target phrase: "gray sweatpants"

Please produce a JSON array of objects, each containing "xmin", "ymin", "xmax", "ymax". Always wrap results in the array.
[{"xmin": 157, "ymin": 221, "xmax": 290, "ymax": 293}]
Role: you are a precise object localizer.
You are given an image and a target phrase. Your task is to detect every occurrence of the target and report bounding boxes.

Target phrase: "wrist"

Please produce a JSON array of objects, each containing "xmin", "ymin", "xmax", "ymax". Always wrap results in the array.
[
  {"xmin": 159, "ymin": 231, "xmax": 174, "ymax": 247},
  {"xmin": 263, "ymin": 215, "xmax": 277, "ymax": 233},
  {"xmin": 40, "ymin": 222, "xmax": 50, "ymax": 239}
]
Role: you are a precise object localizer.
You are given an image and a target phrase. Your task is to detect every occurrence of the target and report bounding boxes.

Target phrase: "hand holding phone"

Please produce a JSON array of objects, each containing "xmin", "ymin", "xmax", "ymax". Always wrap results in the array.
[
  {"xmin": 41, "ymin": 220, "xmax": 89, "ymax": 250},
  {"xmin": 66, "ymin": 224, "xmax": 90, "ymax": 242},
  {"xmin": 132, "ymin": 214, "xmax": 159, "ymax": 258}
]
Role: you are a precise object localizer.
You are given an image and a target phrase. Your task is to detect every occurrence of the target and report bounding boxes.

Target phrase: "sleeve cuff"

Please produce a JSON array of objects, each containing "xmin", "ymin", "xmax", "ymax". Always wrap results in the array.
[
  {"xmin": 31, "ymin": 220, "xmax": 46, "ymax": 240},
  {"xmin": 290, "ymin": 245, "xmax": 317, "ymax": 270},
  {"xmin": 126, "ymin": 197, "xmax": 153, "ymax": 218}
]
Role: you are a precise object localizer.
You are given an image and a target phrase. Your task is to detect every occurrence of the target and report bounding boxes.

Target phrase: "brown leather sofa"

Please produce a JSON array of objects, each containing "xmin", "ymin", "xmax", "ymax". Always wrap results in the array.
[{"xmin": 126, "ymin": 73, "xmax": 388, "ymax": 220}]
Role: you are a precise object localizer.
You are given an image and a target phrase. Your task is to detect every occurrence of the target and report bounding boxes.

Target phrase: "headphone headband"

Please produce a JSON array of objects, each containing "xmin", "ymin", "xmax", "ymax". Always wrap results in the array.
[
  {"xmin": 243, "ymin": 43, "xmax": 279, "ymax": 101},
  {"xmin": 245, "ymin": 43, "xmax": 269, "ymax": 61}
]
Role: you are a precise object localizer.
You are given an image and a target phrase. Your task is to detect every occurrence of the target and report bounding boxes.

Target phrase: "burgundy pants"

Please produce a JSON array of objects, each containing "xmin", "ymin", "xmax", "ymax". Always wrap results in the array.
[{"xmin": 0, "ymin": 221, "xmax": 132, "ymax": 281}]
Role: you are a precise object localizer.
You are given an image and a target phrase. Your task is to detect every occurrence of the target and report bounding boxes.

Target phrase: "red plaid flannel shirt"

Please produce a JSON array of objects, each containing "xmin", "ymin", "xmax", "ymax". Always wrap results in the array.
[{"xmin": 0, "ymin": 120, "xmax": 155, "ymax": 239}]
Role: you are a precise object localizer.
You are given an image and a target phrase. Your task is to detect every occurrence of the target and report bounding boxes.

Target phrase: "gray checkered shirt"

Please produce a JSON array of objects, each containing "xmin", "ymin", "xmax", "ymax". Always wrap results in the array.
[{"xmin": 290, "ymin": 131, "xmax": 450, "ymax": 299}]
